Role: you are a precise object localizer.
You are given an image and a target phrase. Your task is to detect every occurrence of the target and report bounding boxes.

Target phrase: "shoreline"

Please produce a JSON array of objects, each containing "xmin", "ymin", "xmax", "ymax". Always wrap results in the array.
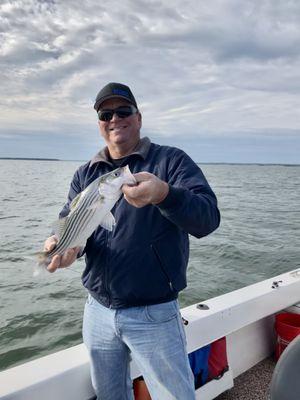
[{"xmin": 0, "ymin": 157, "xmax": 299, "ymax": 166}]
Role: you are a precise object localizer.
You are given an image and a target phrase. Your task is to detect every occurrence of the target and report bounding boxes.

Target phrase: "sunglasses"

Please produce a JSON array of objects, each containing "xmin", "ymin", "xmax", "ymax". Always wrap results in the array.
[{"xmin": 98, "ymin": 105, "xmax": 138, "ymax": 121}]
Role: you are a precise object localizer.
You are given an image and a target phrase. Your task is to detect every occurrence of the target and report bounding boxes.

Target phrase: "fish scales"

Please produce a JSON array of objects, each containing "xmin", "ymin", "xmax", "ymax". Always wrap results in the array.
[
  {"xmin": 48, "ymin": 201, "xmax": 94, "ymax": 255},
  {"xmin": 48, "ymin": 191, "xmax": 98, "ymax": 256},
  {"xmin": 49, "ymin": 209, "xmax": 94, "ymax": 257}
]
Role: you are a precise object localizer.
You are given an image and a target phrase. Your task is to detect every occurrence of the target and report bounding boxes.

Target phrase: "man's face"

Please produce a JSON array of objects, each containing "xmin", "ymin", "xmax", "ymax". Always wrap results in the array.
[{"xmin": 98, "ymin": 98, "xmax": 142, "ymax": 149}]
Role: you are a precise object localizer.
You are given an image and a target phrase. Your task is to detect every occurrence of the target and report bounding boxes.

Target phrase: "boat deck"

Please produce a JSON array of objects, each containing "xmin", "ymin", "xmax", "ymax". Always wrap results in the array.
[{"xmin": 215, "ymin": 357, "xmax": 276, "ymax": 400}]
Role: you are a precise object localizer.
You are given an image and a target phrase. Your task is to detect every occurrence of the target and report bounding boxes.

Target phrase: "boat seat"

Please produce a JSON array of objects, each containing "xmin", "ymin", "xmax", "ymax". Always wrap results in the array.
[{"xmin": 269, "ymin": 335, "xmax": 300, "ymax": 400}]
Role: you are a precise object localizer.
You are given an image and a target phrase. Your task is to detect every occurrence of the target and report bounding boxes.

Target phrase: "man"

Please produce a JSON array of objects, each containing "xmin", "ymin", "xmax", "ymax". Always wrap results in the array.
[{"xmin": 44, "ymin": 82, "xmax": 220, "ymax": 400}]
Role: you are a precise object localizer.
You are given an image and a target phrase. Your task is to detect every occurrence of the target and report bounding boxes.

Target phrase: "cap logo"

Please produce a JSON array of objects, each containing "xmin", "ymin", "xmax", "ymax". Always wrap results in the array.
[{"xmin": 112, "ymin": 88, "xmax": 130, "ymax": 98}]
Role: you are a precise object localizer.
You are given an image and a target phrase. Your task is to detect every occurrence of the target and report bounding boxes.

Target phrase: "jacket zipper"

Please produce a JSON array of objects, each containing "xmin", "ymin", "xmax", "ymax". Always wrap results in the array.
[
  {"xmin": 105, "ymin": 199, "xmax": 121, "ymax": 308},
  {"xmin": 105, "ymin": 229, "xmax": 112, "ymax": 307},
  {"xmin": 151, "ymin": 244, "xmax": 174, "ymax": 291}
]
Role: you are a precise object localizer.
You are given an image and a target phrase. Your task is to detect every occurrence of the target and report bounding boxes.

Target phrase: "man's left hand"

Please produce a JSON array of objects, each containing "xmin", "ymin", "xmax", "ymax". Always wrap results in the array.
[{"xmin": 122, "ymin": 172, "xmax": 169, "ymax": 208}]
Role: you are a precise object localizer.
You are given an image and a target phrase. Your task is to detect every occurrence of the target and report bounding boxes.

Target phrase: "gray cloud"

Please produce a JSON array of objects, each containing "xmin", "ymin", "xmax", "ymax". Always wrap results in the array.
[{"xmin": 0, "ymin": 0, "xmax": 299, "ymax": 161}]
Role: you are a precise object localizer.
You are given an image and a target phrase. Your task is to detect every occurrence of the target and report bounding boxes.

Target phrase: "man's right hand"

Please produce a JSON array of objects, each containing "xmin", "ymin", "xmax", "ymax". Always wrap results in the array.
[{"xmin": 44, "ymin": 235, "xmax": 81, "ymax": 273}]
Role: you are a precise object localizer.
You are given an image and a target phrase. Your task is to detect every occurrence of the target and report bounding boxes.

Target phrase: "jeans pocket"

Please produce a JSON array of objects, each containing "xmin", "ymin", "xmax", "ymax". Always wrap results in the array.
[
  {"xmin": 145, "ymin": 300, "xmax": 178, "ymax": 323},
  {"xmin": 86, "ymin": 293, "xmax": 95, "ymax": 306}
]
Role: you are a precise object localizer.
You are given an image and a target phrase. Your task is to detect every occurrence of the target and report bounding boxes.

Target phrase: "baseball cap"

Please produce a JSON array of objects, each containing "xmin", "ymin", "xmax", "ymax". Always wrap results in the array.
[{"xmin": 94, "ymin": 82, "xmax": 138, "ymax": 111}]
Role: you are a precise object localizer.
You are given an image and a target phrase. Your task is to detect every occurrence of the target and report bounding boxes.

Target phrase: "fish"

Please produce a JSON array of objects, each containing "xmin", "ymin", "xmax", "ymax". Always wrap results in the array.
[{"xmin": 37, "ymin": 165, "xmax": 136, "ymax": 270}]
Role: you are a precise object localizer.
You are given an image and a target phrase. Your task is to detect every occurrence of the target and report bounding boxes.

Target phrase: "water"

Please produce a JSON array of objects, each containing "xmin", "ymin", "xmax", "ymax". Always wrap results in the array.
[{"xmin": 0, "ymin": 160, "xmax": 299, "ymax": 372}]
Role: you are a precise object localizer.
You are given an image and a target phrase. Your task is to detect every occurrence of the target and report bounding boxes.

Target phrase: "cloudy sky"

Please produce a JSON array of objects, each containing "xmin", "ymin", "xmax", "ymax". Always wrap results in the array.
[{"xmin": 1, "ymin": 0, "xmax": 300, "ymax": 163}]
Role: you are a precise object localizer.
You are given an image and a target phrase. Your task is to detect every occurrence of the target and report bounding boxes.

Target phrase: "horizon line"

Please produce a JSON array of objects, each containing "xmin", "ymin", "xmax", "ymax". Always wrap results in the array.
[{"xmin": 0, "ymin": 157, "xmax": 299, "ymax": 166}]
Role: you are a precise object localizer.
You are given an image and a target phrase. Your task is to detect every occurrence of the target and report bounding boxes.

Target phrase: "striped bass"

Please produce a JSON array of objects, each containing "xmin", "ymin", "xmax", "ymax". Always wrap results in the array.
[{"xmin": 37, "ymin": 165, "xmax": 136, "ymax": 269}]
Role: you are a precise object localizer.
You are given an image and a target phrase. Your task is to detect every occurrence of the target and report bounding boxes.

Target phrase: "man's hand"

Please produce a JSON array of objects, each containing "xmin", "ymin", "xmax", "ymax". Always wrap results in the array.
[
  {"xmin": 44, "ymin": 235, "xmax": 81, "ymax": 273},
  {"xmin": 122, "ymin": 172, "xmax": 169, "ymax": 208}
]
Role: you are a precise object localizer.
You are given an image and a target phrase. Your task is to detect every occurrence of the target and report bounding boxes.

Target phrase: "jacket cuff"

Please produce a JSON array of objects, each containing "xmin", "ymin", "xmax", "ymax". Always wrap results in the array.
[{"xmin": 156, "ymin": 185, "xmax": 185, "ymax": 212}]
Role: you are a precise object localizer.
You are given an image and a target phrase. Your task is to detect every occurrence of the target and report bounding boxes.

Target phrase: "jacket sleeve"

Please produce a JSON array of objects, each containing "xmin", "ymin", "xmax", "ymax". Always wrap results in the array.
[{"xmin": 156, "ymin": 149, "xmax": 220, "ymax": 238}]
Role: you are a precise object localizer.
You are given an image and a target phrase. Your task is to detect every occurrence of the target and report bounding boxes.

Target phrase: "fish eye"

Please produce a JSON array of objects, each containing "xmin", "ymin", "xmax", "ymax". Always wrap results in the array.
[{"xmin": 113, "ymin": 171, "xmax": 120, "ymax": 177}]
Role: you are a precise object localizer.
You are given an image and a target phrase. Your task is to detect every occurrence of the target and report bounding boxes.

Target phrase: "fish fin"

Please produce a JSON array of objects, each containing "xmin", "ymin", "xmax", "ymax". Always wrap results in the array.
[
  {"xmin": 51, "ymin": 217, "xmax": 68, "ymax": 240},
  {"xmin": 35, "ymin": 250, "xmax": 47, "ymax": 261},
  {"xmin": 33, "ymin": 262, "xmax": 48, "ymax": 277},
  {"xmin": 100, "ymin": 212, "xmax": 116, "ymax": 231},
  {"xmin": 33, "ymin": 251, "xmax": 51, "ymax": 277},
  {"xmin": 35, "ymin": 250, "xmax": 51, "ymax": 267}
]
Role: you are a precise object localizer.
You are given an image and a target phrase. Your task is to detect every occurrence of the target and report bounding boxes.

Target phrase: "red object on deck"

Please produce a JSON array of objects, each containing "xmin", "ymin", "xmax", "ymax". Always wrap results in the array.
[
  {"xmin": 208, "ymin": 337, "xmax": 228, "ymax": 380},
  {"xmin": 275, "ymin": 313, "xmax": 300, "ymax": 360},
  {"xmin": 133, "ymin": 377, "xmax": 152, "ymax": 400}
]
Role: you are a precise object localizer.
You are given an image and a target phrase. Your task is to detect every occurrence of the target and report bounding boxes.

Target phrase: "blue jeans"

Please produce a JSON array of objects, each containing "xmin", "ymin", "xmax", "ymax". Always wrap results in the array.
[{"xmin": 82, "ymin": 295, "xmax": 195, "ymax": 400}]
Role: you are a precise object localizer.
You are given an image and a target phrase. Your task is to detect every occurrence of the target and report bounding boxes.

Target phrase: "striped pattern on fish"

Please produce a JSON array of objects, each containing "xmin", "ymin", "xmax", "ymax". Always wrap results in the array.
[
  {"xmin": 38, "ymin": 165, "xmax": 136, "ymax": 267},
  {"xmin": 47, "ymin": 190, "xmax": 99, "ymax": 257}
]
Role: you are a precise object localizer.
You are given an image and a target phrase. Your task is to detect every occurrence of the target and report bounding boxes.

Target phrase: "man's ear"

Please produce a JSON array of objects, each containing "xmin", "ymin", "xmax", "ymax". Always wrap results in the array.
[{"xmin": 138, "ymin": 112, "xmax": 142, "ymax": 127}]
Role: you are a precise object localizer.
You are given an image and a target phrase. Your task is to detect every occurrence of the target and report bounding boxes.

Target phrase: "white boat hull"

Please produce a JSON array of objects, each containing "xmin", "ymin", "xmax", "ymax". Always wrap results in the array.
[{"xmin": 1, "ymin": 268, "xmax": 300, "ymax": 400}]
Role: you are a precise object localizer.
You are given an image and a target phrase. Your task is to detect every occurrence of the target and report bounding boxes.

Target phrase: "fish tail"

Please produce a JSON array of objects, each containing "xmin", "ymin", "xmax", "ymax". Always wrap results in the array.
[
  {"xmin": 27, "ymin": 251, "xmax": 50, "ymax": 277},
  {"xmin": 35, "ymin": 251, "xmax": 52, "ymax": 268}
]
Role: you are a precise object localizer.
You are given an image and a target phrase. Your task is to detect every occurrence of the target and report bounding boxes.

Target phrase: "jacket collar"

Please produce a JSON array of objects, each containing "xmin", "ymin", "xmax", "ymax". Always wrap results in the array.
[{"xmin": 90, "ymin": 136, "xmax": 151, "ymax": 167}]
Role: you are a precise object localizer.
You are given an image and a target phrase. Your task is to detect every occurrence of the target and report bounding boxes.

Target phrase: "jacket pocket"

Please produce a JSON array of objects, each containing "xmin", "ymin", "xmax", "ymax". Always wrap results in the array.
[
  {"xmin": 151, "ymin": 243, "xmax": 174, "ymax": 292},
  {"xmin": 151, "ymin": 229, "xmax": 188, "ymax": 292}
]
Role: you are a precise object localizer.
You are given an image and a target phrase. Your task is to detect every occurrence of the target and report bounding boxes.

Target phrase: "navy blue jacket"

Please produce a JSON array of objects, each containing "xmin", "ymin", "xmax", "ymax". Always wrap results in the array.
[{"xmin": 60, "ymin": 137, "xmax": 220, "ymax": 308}]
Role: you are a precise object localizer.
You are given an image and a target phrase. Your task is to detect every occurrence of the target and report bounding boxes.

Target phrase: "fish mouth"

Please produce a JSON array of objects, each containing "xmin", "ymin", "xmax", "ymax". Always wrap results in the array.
[{"xmin": 122, "ymin": 165, "xmax": 136, "ymax": 185}]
